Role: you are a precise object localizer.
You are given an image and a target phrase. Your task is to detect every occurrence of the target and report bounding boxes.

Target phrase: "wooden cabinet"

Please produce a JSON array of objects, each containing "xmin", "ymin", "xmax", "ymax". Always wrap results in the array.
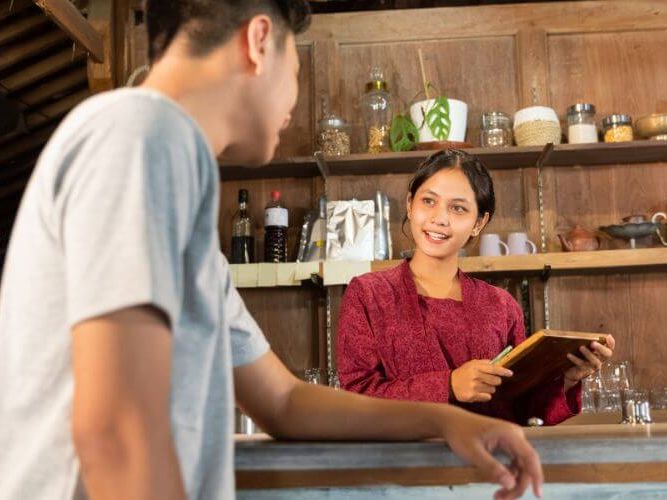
[{"xmin": 121, "ymin": 1, "xmax": 667, "ymax": 387}]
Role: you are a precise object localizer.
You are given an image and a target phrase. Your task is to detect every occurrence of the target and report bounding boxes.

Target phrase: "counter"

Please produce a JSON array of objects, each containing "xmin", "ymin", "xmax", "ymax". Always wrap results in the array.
[{"xmin": 236, "ymin": 424, "xmax": 667, "ymax": 499}]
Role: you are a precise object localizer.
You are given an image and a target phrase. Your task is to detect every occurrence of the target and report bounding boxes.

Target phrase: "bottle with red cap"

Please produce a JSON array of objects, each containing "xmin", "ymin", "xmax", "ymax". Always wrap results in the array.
[{"xmin": 264, "ymin": 190, "xmax": 288, "ymax": 262}]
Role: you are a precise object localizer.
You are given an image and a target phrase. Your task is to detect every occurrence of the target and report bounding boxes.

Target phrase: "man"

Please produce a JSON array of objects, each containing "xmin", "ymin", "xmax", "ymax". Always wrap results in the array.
[{"xmin": 0, "ymin": 1, "xmax": 543, "ymax": 499}]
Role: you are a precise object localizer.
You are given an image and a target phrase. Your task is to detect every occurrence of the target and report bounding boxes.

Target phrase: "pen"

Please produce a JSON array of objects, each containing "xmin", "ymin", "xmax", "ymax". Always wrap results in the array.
[{"xmin": 492, "ymin": 345, "xmax": 513, "ymax": 364}]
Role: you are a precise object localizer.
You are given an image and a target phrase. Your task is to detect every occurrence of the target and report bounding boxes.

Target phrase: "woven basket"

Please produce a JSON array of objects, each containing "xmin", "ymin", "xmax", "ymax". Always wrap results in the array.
[{"xmin": 514, "ymin": 120, "xmax": 562, "ymax": 146}]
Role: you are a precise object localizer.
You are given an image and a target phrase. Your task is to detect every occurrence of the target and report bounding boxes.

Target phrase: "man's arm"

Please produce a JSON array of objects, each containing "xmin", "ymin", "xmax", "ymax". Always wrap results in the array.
[
  {"xmin": 235, "ymin": 351, "xmax": 543, "ymax": 500},
  {"xmin": 71, "ymin": 306, "xmax": 185, "ymax": 500}
]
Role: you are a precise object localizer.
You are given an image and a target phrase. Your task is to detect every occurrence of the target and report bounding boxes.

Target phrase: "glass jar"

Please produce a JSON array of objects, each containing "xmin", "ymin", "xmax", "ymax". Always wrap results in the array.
[
  {"xmin": 480, "ymin": 111, "xmax": 512, "ymax": 147},
  {"xmin": 567, "ymin": 103, "xmax": 598, "ymax": 144},
  {"xmin": 316, "ymin": 115, "xmax": 350, "ymax": 156},
  {"xmin": 602, "ymin": 114, "xmax": 634, "ymax": 142},
  {"xmin": 361, "ymin": 67, "xmax": 392, "ymax": 154}
]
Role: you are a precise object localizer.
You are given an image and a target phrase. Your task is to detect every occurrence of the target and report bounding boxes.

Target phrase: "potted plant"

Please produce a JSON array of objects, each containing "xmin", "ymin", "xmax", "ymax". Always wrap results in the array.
[{"xmin": 389, "ymin": 50, "xmax": 468, "ymax": 152}]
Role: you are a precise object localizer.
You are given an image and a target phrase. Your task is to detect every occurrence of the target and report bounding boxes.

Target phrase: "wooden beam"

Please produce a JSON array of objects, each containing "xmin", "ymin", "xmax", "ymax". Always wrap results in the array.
[
  {"xmin": 86, "ymin": 0, "xmax": 114, "ymax": 92},
  {"xmin": 17, "ymin": 67, "xmax": 88, "ymax": 107},
  {"xmin": 24, "ymin": 87, "xmax": 89, "ymax": 127},
  {"xmin": 0, "ymin": 0, "xmax": 33, "ymax": 22},
  {"xmin": 0, "ymin": 30, "xmax": 68, "ymax": 72},
  {"xmin": 0, "ymin": 124, "xmax": 56, "ymax": 164},
  {"xmin": 0, "ymin": 48, "xmax": 86, "ymax": 92},
  {"xmin": 33, "ymin": 0, "xmax": 104, "ymax": 63},
  {"xmin": 0, "ymin": 11, "xmax": 50, "ymax": 46}
]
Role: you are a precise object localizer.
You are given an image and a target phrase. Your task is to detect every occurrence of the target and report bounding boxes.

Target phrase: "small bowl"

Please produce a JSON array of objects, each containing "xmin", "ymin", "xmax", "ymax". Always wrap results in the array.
[
  {"xmin": 599, "ymin": 222, "xmax": 658, "ymax": 240},
  {"xmin": 635, "ymin": 113, "xmax": 667, "ymax": 139}
]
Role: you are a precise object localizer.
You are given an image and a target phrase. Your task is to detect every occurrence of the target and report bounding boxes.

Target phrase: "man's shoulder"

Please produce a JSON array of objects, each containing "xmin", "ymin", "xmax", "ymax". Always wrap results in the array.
[{"xmin": 58, "ymin": 87, "xmax": 200, "ymax": 143}]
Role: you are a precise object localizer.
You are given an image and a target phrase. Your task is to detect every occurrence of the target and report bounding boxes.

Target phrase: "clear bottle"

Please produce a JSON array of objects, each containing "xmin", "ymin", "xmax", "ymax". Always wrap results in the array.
[
  {"xmin": 231, "ymin": 189, "xmax": 254, "ymax": 264},
  {"xmin": 602, "ymin": 114, "xmax": 634, "ymax": 143},
  {"xmin": 316, "ymin": 97, "xmax": 350, "ymax": 156},
  {"xmin": 481, "ymin": 111, "xmax": 512, "ymax": 147},
  {"xmin": 567, "ymin": 103, "xmax": 598, "ymax": 144},
  {"xmin": 264, "ymin": 190, "xmax": 288, "ymax": 263},
  {"xmin": 361, "ymin": 67, "xmax": 392, "ymax": 154}
]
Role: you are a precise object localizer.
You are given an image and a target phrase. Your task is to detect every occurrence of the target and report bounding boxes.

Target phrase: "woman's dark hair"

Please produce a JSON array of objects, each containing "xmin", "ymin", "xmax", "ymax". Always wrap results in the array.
[
  {"xmin": 403, "ymin": 149, "xmax": 496, "ymax": 235},
  {"xmin": 146, "ymin": 0, "xmax": 312, "ymax": 63}
]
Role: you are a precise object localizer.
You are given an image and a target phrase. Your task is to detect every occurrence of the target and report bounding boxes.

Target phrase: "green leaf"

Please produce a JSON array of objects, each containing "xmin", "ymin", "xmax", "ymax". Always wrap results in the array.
[
  {"xmin": 390, "ymin": 114, "xmax": 420, "ymax": 152},
  {"xmin": 425, "ymin": 96, "xmax": 451, "ymax": 141}
]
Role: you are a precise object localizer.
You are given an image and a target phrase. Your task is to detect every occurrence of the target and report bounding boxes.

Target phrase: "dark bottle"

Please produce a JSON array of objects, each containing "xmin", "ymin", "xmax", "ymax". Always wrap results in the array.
[
  {"xmin": 264, "ymin": 190, "xmax": 288, "ymax": 263},
  {"xmin": 231, "ymin": 189, "xmax": 255, "ymax": 264}
]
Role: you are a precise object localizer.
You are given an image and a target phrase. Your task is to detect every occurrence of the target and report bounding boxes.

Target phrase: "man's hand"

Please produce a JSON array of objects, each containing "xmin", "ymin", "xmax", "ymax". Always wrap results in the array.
[
  {"xmin": 71, "ymin": 306, "xmax": 185, "ymax": 500},
  {"xmin": 451, "ymin": 360, "xmax": 514, "ymax": 403},
  {"xmin": 442, "ymin": 406, "xmax": 543, "ymax": 500}
]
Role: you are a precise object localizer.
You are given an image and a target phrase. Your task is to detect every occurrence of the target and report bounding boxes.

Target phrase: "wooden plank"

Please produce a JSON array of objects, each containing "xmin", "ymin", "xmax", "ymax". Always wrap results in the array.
[
  {"xmin": 237, "ymin": 462, "xmax": 667, "ymax": 489},
  {"xmin": 0, "ymin": 11, "xmax": 49, "ymax": 46},
  {"xmin": 0, "ymin": 124, "xmax": 56, "ymax": 164},
  {"xmin": 369, "ymin": 248, "xmax": 667, "ymax": 276},
  {"xmin": 564, "ymin": 410, "xmax": 667, "ymax": 426},
  {"xmin": 516, "ymin": 28, "xmax": 549, "ymax": 107},
  {"xmin": 0, "ymin": 30, "xmax": 68, "ymax": 72},
  {"xmin": 273, "ymin": 45, "xmax": 314, "ymax": 158},
  {"xmin": 220, "ymin": 142, "xmax": 667, "ymax": 181},
  {"xmin": 0, "ymin": 48, "xmax": 86, "ymax": 91},
  {"xmin": 228, "ymin": 249, "xmax": 667, "ymax": 288},
  {"xmin": 0, "ymin": 0, "xmax": 33, "ymax": 22},
  {"xmin": 24, "ymin": 87, "xmax": 89, "ymax": 128},
  {"xmin": 299, "ymin": 1, "xmax": 667, "ymax": 44},
  {"xmin": 33, "ymin": 0, "xmax": 104, "ymax": 63},
  {"xmin": 238, "ymin": 288, "xmax": 320, "ymax": 373},
  {"xmin": 86, "ymin": 0, "xmax": 114, "ymax": 92},
  {"xmin": 16, "ymin": 67, "xmax": 88, "ymax": 107}
]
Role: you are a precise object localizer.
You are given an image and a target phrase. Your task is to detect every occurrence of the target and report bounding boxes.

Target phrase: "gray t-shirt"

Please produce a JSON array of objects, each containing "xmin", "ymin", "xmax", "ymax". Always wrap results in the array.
[{"xmin": 0, "ymin": 88, "xmax": 269, "ymax": 499}]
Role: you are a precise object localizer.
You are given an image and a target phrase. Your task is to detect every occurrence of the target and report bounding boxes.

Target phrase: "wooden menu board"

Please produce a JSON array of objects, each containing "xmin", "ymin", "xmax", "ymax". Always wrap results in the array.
[{"xmin": 495, "ymin": 330, "xmax": 608, "ymax": 398}]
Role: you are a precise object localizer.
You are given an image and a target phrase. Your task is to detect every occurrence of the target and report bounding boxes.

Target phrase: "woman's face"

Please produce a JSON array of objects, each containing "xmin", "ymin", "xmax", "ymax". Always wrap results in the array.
[{"xmin": 407, "ymin": 167, "xmax": 487, "ymax": 259}]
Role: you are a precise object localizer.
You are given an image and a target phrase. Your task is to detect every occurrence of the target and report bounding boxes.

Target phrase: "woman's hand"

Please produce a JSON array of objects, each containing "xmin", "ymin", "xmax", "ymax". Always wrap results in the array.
[
  {"xmin": 564, "ymin": 334, "xmax": 615, "ymax": 391},
  {"xmin": 451, "ymin": 360, "xmax": 513, "ymax": 403}
]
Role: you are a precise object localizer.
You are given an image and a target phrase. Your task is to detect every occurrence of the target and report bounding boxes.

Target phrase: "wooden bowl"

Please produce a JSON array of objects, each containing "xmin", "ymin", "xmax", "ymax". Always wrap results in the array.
[{"xmin": 635, "ymin": 113, "xmax": 667, "ymax": 139}]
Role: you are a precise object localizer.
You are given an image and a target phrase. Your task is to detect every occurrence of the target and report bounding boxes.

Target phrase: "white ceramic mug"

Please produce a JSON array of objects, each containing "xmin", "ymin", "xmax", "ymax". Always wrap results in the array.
[
  {"xmin": 507, "ymin": 232, "xmax": 537, "ymax": 255},
  {"xmin": 479, "ymin": 234, "xmax": 509, "ymax": 257}
]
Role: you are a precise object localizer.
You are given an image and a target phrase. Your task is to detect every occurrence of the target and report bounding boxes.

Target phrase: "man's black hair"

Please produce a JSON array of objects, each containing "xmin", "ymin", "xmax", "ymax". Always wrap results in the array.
[{"xmin": 146, "ymin": 0, "xmax": 312, "ymax": 63}]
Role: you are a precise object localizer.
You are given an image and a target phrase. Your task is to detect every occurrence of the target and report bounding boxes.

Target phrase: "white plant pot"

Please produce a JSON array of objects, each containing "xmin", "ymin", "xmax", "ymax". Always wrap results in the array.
[{"xmin": 409, "ymin": 98, "xmax": 468, "ymax": 143}]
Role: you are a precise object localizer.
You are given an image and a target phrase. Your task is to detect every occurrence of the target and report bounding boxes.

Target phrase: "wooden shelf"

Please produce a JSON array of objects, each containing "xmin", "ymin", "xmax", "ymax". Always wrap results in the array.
[
  {"xmin": 230, "ymin": 248, "xmax": 667, "ymax": 288},
  {"xmin": 219, "ymin": 141, "xmax": 667, "ymax": 181},
  {"xmin": 371, "ymin": 248, "xmax": 667, "ymax": 279}
]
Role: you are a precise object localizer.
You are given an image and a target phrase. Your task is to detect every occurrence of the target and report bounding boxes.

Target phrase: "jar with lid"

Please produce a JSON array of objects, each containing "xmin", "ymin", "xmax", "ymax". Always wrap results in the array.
[
  {"xmin": 480, "ymin": 111, "xmax": 512, "ymax": 147},
  {"xmin": 361, "ymin": 67, "xmax": 392, "ymax": 154},
  {"xmin": 602, "ymin": 114, "xmax": 634, "ymax": 143},
  {"xmin": 316, "ymin": 98, "xmax": 350, "ymax": 156},
  {"xmin": 567, "ymin": 103, "xmax": 598, "ymax": 144}
]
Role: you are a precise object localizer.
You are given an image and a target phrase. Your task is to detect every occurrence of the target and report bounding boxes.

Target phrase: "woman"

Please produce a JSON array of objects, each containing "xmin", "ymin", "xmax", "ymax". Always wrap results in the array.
[{"xmin": 336, "ymin": 149, "xmax": 614, "ymax": 425}]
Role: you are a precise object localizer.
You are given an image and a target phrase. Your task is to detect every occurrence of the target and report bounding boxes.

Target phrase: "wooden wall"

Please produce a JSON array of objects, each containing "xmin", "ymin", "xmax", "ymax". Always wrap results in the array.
[{"xmin": 121, "ymin": 1, "xmax": 667, "ymax": 387}]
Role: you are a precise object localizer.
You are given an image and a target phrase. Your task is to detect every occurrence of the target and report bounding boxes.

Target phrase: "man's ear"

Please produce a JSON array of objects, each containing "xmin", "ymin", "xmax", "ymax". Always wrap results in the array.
[{"xmin": 245, "ymin": 15, "xmax": 273, "ymax": 76}]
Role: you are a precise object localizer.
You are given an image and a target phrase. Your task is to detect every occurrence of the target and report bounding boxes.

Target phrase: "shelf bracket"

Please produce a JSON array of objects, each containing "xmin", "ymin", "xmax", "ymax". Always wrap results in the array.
[
  {"xmin": 540, "ymin": 264, "xmax": 552, "ymax": 283},
  {"xmin": 309, "ymin": 272, "xmax": 324, "ymax": 288},
  {"xmin": 536, "ymin": 142, "xmax": 555, "ymax": 169},
  {"xmin": 314, "ymin": 151, "xmax": 330, "ymax": 180}
]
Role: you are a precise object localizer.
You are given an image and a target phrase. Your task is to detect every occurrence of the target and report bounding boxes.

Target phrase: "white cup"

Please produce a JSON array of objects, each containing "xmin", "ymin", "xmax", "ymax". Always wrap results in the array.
[
  {"xmin": 479, "ymin": 234, "xmax": 509, "ymax": 257},
  {"xmin": 507, "ymin": 232, "xmax": 537, "ymax": 255}
]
